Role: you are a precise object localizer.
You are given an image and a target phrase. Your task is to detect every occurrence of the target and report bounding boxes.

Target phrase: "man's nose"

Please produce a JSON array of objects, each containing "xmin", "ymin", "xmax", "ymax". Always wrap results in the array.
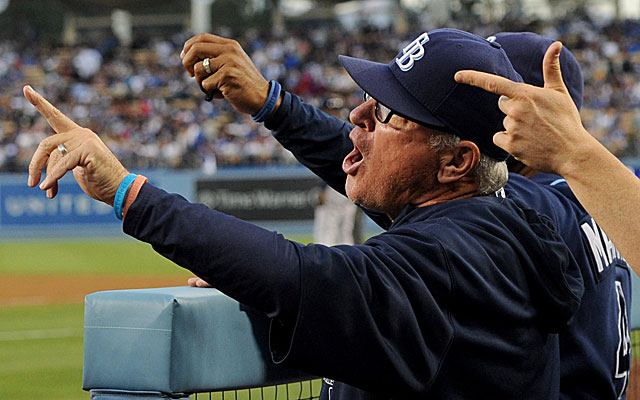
[{"xmin": 349, "ymin": 100, "xmax": 375, "ymax": 131}]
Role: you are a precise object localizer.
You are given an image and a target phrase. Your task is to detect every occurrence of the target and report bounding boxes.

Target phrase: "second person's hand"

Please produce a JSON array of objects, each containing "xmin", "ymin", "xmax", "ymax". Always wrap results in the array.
[{"xmin": 454, "ymin": 42, "xmax": 591, "ymax": 177}]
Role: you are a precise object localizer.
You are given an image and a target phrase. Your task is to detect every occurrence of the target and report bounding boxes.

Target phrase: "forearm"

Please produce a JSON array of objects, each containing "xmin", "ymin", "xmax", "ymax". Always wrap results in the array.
[
  {"xmin": 123, "ymin": 183, "xmax": 302, "ymax": 321},
  {"xmin": 560, "ymin": 136, "xmax": 640, "ymax": 269}
]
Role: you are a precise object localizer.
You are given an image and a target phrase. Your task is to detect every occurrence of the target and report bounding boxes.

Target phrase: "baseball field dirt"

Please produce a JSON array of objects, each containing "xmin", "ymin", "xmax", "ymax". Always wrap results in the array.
[{"xmin": 0, "ymin": 274, "xmax": 190, "ymax": 306}]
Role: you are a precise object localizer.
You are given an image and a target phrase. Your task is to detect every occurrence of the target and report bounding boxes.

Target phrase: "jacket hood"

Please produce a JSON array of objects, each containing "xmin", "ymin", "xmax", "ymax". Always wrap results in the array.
[
  {"xmin": 394, "ymin": 196, "xmax": 584, "ymax": 332},
  {"xmin": 514, "ymin": 202, "xmax": 584, "ymax": 331}
]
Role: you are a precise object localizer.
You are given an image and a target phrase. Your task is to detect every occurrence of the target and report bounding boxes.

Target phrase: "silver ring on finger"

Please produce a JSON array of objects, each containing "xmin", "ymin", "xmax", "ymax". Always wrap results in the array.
[
  {"xmin": 203, "ymin": 57, "xmax": 212, "ymax": 74},
  {"xmin": 57, "ymin": 143, "xmax": 68, "ymax": 156}
]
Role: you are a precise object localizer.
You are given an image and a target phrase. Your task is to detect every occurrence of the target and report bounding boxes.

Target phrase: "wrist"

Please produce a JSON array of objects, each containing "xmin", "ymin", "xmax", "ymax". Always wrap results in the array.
[
  {"xmin": 251, "ymin": 80, "xmax": 281, "ymax": 123},
  {"xmin": 114, "ymin": 173, "xmax": 137, "ymax": 220},
  {"xmin": 108, "ymin": 171, "xmax": 131, "ymax": 206},
  {"xmin": 555, "ymin": 129, "xmax": 601, "ymax": 178},
  {"xmin": 267, "ymin": 90, "xmax": 285, "ymax": 121},
  {"xmin": 122, "ymin": 175, "xmax": 148, "ymax": 220}
]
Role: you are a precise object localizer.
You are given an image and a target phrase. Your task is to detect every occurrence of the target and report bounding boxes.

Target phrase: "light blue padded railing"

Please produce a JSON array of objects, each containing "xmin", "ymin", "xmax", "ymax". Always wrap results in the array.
[{"xmin": 83, "ymin": 287, "xmax": 318, "ymax": 400}]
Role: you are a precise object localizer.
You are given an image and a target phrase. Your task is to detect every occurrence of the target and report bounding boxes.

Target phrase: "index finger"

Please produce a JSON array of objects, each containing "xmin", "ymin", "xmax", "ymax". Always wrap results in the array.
[
  {"xmin": 181, "ymin": 32, "xmax": 228, "ymax": 59},
  {"xmin": 454, "ymin": 70, "xmax": 522, "ymax": 99},
  {"xmin": 23, "ymin": 85, "xmax": 80, "ymax": 134}
]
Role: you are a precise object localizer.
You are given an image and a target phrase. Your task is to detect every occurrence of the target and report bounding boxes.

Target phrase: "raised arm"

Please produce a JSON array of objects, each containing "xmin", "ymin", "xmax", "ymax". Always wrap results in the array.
[
  {"xmin": 180, "ymin": 33, "xmax": 353, "ymax": 188},
  {"xmin": 179, "ymin": 33, "xmax": 393, "ymax": 231},
  {"xmin": 455, "ymin": 42, "xmax": 640, "ymax": 269}
]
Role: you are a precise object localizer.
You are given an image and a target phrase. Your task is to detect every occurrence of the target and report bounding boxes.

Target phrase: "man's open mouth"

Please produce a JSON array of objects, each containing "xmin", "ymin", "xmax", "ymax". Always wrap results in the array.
[{"xmin": 342, "ymin": 144, "xmax": 363, "ymax": 175}]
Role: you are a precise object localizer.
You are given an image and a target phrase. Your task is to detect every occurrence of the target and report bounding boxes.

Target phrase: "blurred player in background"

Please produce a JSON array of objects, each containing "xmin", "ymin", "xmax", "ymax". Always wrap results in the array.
[
  {"xmin": 26, "ymin": 29, "xmax": 583, "ymax": 399},
  {"xmin": 185, "ymin": 30, "xmax": 630, "ymax": 398},
  {"xmin": 313, "ymin": 184, "xmax": 359, "ymax": 246}
]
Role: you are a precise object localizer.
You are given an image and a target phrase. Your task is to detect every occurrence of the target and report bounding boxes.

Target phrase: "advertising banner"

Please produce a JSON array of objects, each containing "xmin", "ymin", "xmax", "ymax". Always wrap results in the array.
[
  {"xmin": 196, "ymin": 176, "xmax": 323, "ymax": 221},
  {"xmin": 0, "ymin": 181, "xmax": 116, "ymax": 226}
]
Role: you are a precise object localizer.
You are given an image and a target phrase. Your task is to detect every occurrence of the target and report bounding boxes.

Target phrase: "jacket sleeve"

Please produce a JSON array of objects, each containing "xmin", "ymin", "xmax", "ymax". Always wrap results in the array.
[{"xmin": 122, "ymin": 183, "xmax": 302, "ymax": 321}]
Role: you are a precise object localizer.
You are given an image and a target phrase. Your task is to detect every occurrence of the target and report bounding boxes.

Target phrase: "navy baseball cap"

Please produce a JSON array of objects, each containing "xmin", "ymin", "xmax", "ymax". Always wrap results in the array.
[
  {"xmin": 491, "ymin": 32, "xmax": 584, "ymax": 110},
  {"xmin": 339, "ymin": 28, "xmax": 523, "ymax": 161}
]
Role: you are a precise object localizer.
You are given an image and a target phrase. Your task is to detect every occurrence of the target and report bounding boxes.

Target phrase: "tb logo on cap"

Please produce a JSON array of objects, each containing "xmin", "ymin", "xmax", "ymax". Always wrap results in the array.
[{"xmin": 395, "ymin": 32, "xmax": 430, "ymax": 72}]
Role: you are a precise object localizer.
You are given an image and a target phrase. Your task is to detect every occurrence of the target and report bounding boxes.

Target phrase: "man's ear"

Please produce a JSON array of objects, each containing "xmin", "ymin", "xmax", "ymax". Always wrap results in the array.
[{"xmin": 437, "ymin": 141, "xmax": 480, "ymax": 184}]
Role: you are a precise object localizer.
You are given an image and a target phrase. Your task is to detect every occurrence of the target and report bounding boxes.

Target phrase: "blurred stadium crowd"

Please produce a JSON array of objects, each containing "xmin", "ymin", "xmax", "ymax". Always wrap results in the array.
[{"xmin": 2, "ymin": 16, "xmax": 640, "ymax": 172}]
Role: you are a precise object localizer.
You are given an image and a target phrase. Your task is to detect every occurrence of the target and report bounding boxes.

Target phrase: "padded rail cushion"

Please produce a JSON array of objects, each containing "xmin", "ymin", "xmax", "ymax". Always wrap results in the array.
[{"xmin": 83, "ymin": 286, "xmax": 313, "ymax": 394}]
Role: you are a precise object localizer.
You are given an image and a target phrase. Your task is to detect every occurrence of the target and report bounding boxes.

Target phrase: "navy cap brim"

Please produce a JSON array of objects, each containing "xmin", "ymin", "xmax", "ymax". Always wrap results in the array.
[{"xmin": 339, "ymin": 55, "xmax": 447, "ymax": 130}]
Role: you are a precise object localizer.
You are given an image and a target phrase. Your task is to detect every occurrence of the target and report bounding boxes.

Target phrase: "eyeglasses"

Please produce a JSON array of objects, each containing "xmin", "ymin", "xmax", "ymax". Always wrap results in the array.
[{"xmin": 363, "ymin": 92, "xmax": 395, "ymax": 124}]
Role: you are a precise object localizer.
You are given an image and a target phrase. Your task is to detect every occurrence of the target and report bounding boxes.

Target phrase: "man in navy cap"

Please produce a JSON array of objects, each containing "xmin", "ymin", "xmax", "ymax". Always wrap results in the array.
[
  {"xmin": 218, "ymin": 29, "xmax": 629, "ymax": 399},
  {"xmin": 190, "ymin": 29, "xmax": 627, "ymax": 399},
  {"xmin": 26, "ymin": 29, "xmax": 583, "ymax": 399},
  {"xmin": 183, "ymin": 29, "xmax": 629, "ymax": 399}
]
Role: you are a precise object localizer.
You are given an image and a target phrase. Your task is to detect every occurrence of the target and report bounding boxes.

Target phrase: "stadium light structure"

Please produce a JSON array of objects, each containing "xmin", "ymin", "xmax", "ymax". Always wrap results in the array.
[{"xmin": 191, "ymin": 0, "xmax": 214, "ymax": 34}]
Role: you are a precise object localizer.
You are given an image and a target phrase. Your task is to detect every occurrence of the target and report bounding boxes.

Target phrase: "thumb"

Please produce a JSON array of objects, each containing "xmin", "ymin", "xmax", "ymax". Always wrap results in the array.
[
  {"xmin": 542, "ymin": 42, "xmax": 568, "ymax": 92},
  {"xmin": 24, "ymin": 85, "xmax": 80, "ymax": 134}
]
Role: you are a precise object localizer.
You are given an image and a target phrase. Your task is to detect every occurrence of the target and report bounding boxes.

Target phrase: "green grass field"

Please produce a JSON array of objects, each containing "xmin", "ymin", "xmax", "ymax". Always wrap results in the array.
[
  {"xmin": 0, "ymin": 304, "xmax": 85, "ymax": 399},
  {"xmin": 0, "ymin": 236, "xmax": 313, "ymax": 276},
  {"xmin": 0, "ymin": 236, "xmax": 313, "ymax": 400},
  {"xmin": 1, "ymin": 238, "xmax": 194, "ymax": 276}
]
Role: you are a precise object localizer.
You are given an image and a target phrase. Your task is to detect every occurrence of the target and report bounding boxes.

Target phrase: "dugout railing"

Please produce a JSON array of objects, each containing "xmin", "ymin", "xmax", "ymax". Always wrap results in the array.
[
  {"xmin": 83, "ymin": 287, "xmax": 319, "ymax": 400},
  {"xmin": 84, "ymin": 273, "xmax": 640, "ymax": 400}
]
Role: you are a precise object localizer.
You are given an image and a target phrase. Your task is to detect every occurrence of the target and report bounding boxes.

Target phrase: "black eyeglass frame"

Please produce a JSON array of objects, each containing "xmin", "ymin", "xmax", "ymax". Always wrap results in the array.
[{"xmin": 363, "ymin": 92, "xmax": 395, "ymax": 124}]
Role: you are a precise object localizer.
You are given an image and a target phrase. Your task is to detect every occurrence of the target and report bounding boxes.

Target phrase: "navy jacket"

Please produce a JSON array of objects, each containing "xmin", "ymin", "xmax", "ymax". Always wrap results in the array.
[
  {"xmin": 266, "ymin": 91, "xmax": 631, "ymax": 399},
  {"xmin": 124, "ymin": 184, "xmax": 582, "ymax": 399}
]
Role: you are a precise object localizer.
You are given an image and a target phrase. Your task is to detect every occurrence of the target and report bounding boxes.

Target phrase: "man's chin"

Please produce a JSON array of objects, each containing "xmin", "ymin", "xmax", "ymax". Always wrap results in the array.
[
  {"xmin": 345, "ymin": 180, "xmax": 366, "ymax": 204},
  {"xmin": 345, "ymin": 178, "xmax": 384, "ymax": 211},
  {"xmin": 344, "ymin": 177, "xmax": 355, "ymax": 201},
  {"xmin": 346, "ymin": 191, "xmax": 382, "ymax": 214}
]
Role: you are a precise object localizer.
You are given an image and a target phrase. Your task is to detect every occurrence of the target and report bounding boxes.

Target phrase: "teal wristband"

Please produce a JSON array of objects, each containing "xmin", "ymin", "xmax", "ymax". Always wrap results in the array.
[{"xmin": 114, "ymin": 173, "xmax": 137, "ymax": 220}]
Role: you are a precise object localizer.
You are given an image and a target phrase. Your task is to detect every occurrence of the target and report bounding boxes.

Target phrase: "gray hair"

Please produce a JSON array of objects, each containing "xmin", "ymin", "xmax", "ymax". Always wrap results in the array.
[{"xmin": 428, "ymin": 132, "xmax": 508, "ymax": 195}]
